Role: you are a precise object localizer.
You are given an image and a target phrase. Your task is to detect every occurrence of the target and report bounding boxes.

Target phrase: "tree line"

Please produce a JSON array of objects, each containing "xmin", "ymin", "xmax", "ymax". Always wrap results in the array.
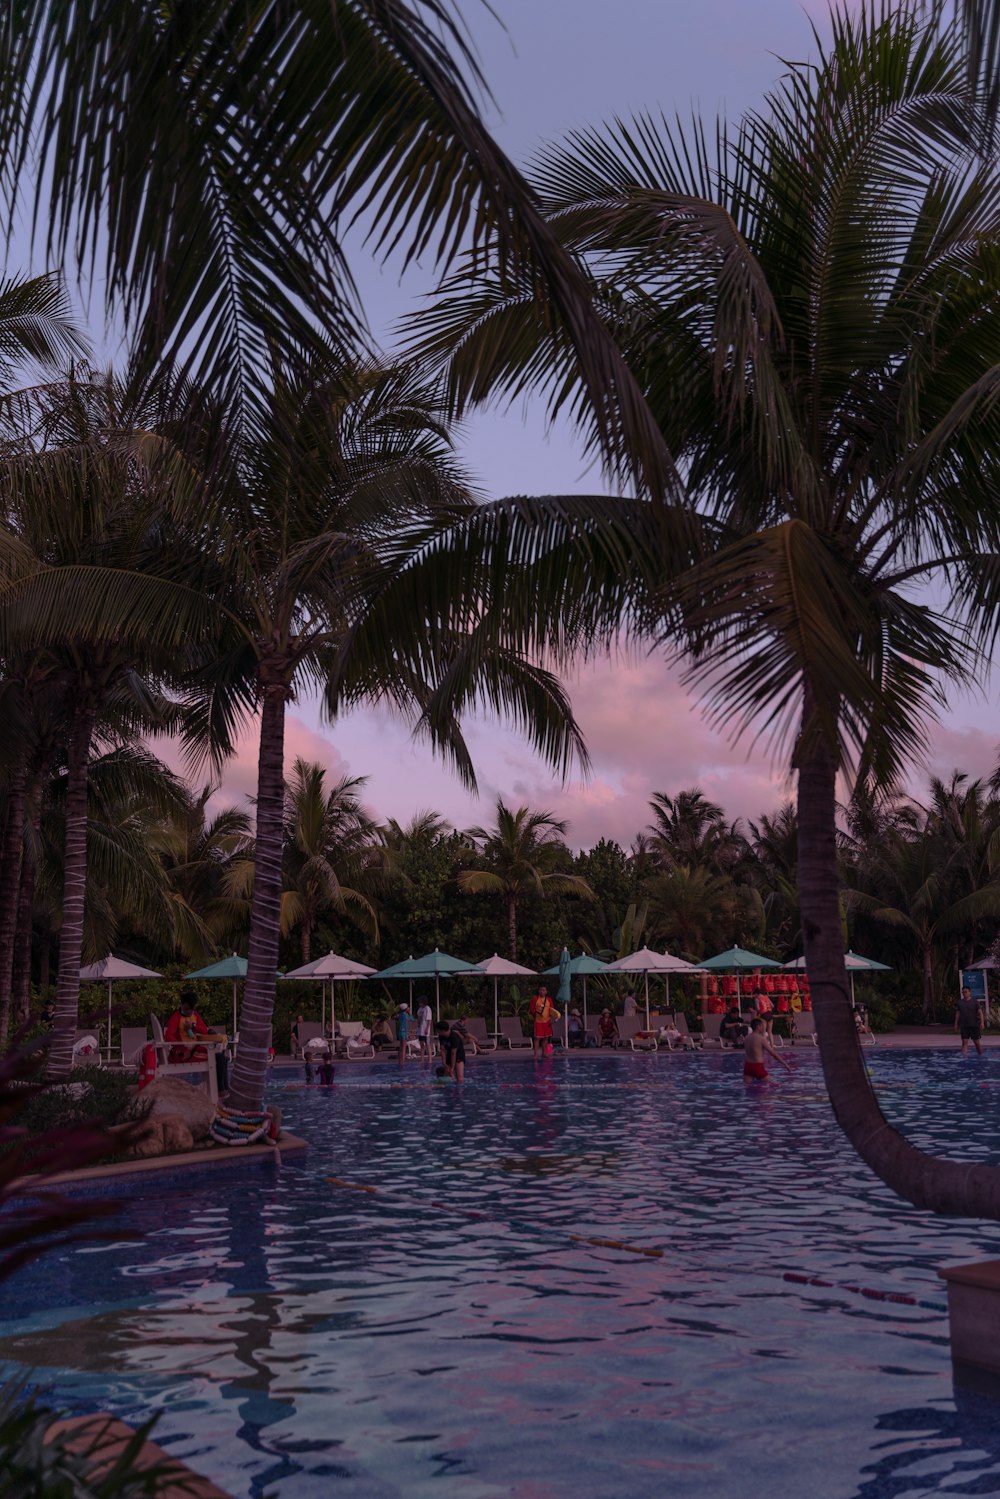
[{"xmin": 6, "ymin": 744, "xmax": 998, "ymax": 1026}]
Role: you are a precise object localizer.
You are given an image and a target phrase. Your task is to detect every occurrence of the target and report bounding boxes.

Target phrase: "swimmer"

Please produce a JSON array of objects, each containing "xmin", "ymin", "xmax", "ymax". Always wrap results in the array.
[
  {"xmin": 436, "ymin": 1019, "xmax": 466, "ymax": 1082},
  {"xmin": 743, "ymin": 1017, "xmax": 792, "ymax": 1083}
]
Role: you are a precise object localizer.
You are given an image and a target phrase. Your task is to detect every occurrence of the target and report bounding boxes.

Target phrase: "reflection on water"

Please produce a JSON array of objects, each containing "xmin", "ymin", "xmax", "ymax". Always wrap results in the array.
[{"xmin": 2, "ymin": 1050, "xmax": 1000, "ymax": 1496}]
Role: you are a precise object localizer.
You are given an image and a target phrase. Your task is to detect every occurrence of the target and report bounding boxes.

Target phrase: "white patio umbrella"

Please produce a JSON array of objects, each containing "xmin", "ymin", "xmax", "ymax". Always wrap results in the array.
[
  {"xmin": 473, "ymin": 954, "xmax": 537, "ymax": 1035},
  {"xmin": 79, "ymin": 955, "xmax": 162, "ymax": 1062},
  {"xmin": 784, "ymin": 950, "xmax": 891, "ymax": 1007},
  {"xmin": 604, "ymin": 947, "xmax": 703, "ymax": 1027},
  {"xmin": 282, "ymin": 951, "xmax": 376, "ymax": 1034}
]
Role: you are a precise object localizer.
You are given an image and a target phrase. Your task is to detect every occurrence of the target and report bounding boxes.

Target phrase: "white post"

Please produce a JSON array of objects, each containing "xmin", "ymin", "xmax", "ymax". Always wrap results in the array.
[
  {"xmin": 106, "ymin": 980, "xmax": 113, "ymax": 1063},
  {"xmin": 493, "ymin": 977, "xmax": 499, "ymax": 1037},
  {"xmin": 644, "ymin": 971, "xmax": 650, "ymax": 1028}
]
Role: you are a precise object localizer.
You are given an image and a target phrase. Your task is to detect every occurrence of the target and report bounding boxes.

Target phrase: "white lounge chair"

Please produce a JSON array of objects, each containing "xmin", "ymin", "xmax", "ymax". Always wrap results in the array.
[
  {"xmin": 292, "ymin": 1020, "xmax": 324, "ymax": 1057},
  {"xmin": 791, "ymin": 1012, "xmax": 818, "ymax": 1046},
  {"xmin": 120, "ymin": 1026, "xmax": 149, "ymax": 1068},
  {"xmin": 617, "ymin": 1016, "xmax": 657, "ymax": 1052}
]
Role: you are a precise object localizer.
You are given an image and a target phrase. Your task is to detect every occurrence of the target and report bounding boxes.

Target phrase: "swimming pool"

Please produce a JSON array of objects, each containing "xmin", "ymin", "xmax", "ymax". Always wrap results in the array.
[{"xmin": 4, "ymin": 1049, "xmax": 1000, "ymax": 1497}]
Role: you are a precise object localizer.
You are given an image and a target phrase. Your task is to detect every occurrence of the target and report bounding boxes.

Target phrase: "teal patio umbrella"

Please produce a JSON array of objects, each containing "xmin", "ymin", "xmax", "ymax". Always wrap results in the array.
[
  {"xmin": 283, "ymin": 952, "xmax": 376, "ymax": 1034},
  {"xmin": 370, "ymin": 948, "xmax": 481, "ymax": 1021},
  {"xmin": 185, "ymin": 953, "xmax": 247, "ymax": 1037},
  {"xmin": 556, "ymin": 947, "xmax": 572, "ymax": 1048},
  {"xmin": 544, "ymin": 951, "xmax": 608, "ymax": 1037},
  {"xmin": 701, "ymin": 946, "xmax": 781, "ymax": 1012}
]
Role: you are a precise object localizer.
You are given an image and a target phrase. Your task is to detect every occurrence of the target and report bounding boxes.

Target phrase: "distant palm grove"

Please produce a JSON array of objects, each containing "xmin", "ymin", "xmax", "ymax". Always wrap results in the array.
[
  {"xmin": 5, "ymin": 0, "xmax": 1000, "ymax": 1217},
  {"xmin": 2, "ymin": 756, "xmax": 997, "ymax": 1029}
]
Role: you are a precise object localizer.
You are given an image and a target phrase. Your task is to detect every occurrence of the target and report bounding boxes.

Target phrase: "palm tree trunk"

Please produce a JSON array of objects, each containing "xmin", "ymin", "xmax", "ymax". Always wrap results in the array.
[
  {"xmin": 798, "ymin": 740, "xmax": 1000, "ymax": 1216},
  {"xmin": 922, "ymin": 942, "xmax": 934, "ymax": 1020},
  {"xmin": 0, "ymin": 750, "xmax": 27, "ymax": 1038},
  {"xmin": 227, "ymin": 682, "xmax": 288, "ymax": 1113},
  {"xmin": 507, "ymin": 893, "xmax": 518, "ymax": 962},
  {"xmin": 301, "ymin": 917, "xmax": 311, "ymax": 967},
  {"xmin": 12, "ymin": 779, "xmax": 41, "ymax": 1026},
  {"xmin": 49, "ymin": 700, "xmax": 97, "ymax": 1078}
]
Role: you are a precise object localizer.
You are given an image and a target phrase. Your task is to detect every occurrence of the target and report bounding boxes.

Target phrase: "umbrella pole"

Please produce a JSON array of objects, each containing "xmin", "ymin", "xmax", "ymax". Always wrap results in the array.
[
  {"xmin": 107, "ymin": 979, "xmax": 113, "ymax": 1063},
  {"xmin": 644, "ymin": 971, "xmax": 650, "ymax": 1029},
  {"xmin": 232, "ymin": 978, "xmax": 238, "ymax": 1039},
  {"xmin": 330, "ymin": 979, "xmax": 336, "ymax": 1036},
  {"xmin": 435, "ymin": 975, "xmax": 440, "ymax": 1023},
  {"xmin": 850, "ymin": 972, "xmax": 855, "ymax": 1009},
  {"xmin": 493, "ymin": 977, "xmax": 498, "ymax": 1038},
  {"xmin": 665, "ymin": 974, "xmax": 670, "ymax": 1012}
]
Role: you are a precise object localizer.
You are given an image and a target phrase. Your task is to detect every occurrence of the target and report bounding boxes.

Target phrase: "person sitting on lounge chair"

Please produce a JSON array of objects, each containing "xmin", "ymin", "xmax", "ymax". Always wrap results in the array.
[
  {"xmin": 719, "ymin": 1004, "xmax": 749, "ymax": 1046},
  {"xmin": 370, "ymin": 1016, "xmax": 394, "ymax": 1052},
  {"xmin": 598, "ymin": 1008, "xmax": 619, "ymax": 1046},
  {"xmin": 567, "ymin": 1009, "xmax": 586, "ymax": 1047}
]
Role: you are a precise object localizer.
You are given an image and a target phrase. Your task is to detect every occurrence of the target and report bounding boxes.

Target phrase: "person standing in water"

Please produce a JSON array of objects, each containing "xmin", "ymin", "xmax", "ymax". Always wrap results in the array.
[
  {"xmin": 416, "ymin": 995, "xmax": 433, "ymax": 1062},
  {"xmin": 955, "ymin": 985, "xmax": 985, "ymax": 1057},
  {"xmin": 743, "ymin": 1018, "xmax": 792, "ymax": 1083},
  {"xmin": 528, "ymin": 985, "xmax": 559, "ymax": 1059}
]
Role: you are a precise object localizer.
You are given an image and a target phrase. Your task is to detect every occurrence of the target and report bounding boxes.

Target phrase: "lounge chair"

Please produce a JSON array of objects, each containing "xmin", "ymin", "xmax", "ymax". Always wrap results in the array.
[
  {"xmin": 120, "ymin": 1026, "xmax": 149, "ymax": 1069},
  {"xmin": 702, "ymin": 1014, "xmax": 743, "ymax": 1049},
  {"xmin": 337, "ymin": 1020, "xmax": 375, "ymax": 1059},
  {"xmin": 661, "ymin": 1014, "xmax": 700, "ymax": 1050},
  {"xmin": 498, "ymin": 1017, "xmax": 531, "ymax": 1049},
  {"xmin": 149, "ymin": 1014, "xmax": 218, "ymax": 1102},
  {"xmin": 617, "ymin": 1016, "xmax": 657, "ymax": 1052},
  {"xmin": 73, "ymin": 1030, "xmax": 102, "ymax": 1066},
  {"xmin": 292, "ymin": 1020, "xmax": 324, "ymax": 1057},
  {"xmin": 791, "ymin": 1011, "xmax": 818, "ymax": 1046},
  {"xmin": 464, "ymin": 1018, "xmax": 496, "ymax": 1052}
]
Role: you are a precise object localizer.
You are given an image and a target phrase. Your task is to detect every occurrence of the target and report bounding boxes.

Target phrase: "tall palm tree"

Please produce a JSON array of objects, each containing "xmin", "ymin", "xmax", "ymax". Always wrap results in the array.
[
  {"xmin": 0, "ymin": 0, "xmax": 673, "ymax": 497},
  {"xmin": 459, "ymin": 799, "xmax": 593, "ymax": 960},
  {"xmin": 281, "ymin": 762, "xmax": 381, "ymax": 964},
  {"xmin": 182, "ymin": 356, "xmax": 586, "ymax": 1113},
  {"xmin": 405, "ymin": 3, "xmax": 1000, "ymax": 1215},
  {"xmin": 0, "ymin": 368, "xmax": 227, "ymax": 1073}
]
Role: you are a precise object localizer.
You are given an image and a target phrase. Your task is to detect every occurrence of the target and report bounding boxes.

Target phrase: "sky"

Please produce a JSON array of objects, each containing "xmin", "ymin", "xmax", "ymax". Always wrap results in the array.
[{"xmin": 13, "ymin": 1, "xmax": 1000, "ymax": 847}]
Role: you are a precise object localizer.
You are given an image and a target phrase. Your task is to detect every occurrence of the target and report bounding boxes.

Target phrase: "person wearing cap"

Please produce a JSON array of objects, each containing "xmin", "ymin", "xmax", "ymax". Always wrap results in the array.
[
  {"xmin": 567, "ymin": 1008, "xmax": 586, "ymax": 1048},
  {"xmin": 397, "ymin": 1000, "xmax": 413, "ymax": 1065},
  {"xmin": 598, "ymin": 1008, "xmax": 619, "ymax": 1046}
]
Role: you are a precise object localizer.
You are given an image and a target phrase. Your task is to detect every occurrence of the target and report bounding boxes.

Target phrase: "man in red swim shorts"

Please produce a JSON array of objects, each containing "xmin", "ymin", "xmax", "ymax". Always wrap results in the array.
[{"xmin": 743, "ymin": 1017, "xmax": 792, "ymax": 1082}]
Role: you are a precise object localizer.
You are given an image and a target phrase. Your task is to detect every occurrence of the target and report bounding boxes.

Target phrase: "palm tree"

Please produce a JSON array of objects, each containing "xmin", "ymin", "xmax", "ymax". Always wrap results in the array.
[
  {"xmin": 406, "ymin": 4, "xmax": 1000, "ymax": 1215},
  {"xmin": 149, "ymin": 786, "xmax": 255, "ymax": 964},
  {"xmin": 645, "ymin": 866, "xmax": 739, "ymax": 961},
  {"xmin": 847, "ymin": 780, "xmax": 1000, "ymax": 1014},
  {"xmin": 184, "ymin": 357, "xmax": 586, "ymax": 1113},
  {"xmin": 0, "ymin": 368, "xmax": 226, "ymax": 1073},
  {"xmin": 646, "ymin": 790, "xmax": 747, "ymax": 877},
  {"xmin": 281, "ymin": 761, "xmax": 380, "ymax": 964},
  {"xmin": 0, "ymin": 273, "xmax": 84, "ymax": 1031},
  {"xmin": 0, "ymin": 0, "xmax": 673, "ymax": 496},
  {"xmin": 459, "ymin": 799, "xmax": 593, "ymax": 960}
]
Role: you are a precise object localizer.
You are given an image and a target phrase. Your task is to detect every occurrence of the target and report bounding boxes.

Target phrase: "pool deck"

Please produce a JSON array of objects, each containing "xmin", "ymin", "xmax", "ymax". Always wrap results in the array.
[{"xmin": 272, "ymin": 1025, "xmax": 992, "ymax": 1065}]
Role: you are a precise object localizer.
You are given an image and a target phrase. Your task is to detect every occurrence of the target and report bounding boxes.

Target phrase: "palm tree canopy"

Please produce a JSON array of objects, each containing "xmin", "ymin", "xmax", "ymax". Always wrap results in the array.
[{"xmin": 0, "ymin": 0, "xmax": 674, "ymax": 493}]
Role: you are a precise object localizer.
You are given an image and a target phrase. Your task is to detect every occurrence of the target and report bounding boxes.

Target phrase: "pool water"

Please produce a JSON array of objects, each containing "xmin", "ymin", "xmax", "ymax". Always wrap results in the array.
[{"xmin": 5, "ymin": 1049, "xmax": 1000, "ymax": 1497}]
